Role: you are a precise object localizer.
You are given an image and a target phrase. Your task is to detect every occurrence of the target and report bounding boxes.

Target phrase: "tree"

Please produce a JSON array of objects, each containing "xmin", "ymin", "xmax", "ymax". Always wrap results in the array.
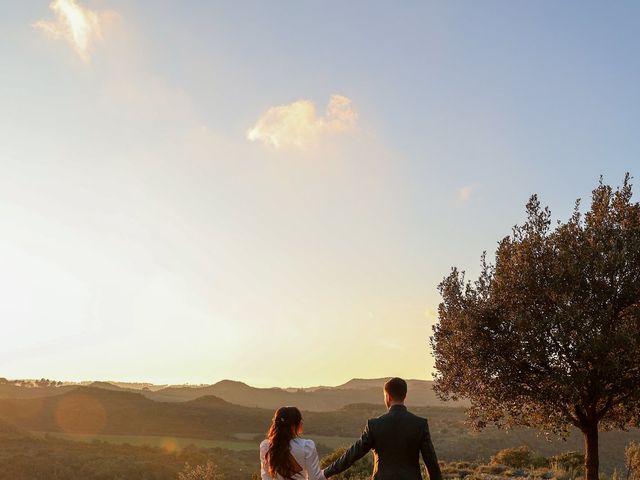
[{"xmin": 431, "ymin": 174, "xmax": 640, "ymax": 480}]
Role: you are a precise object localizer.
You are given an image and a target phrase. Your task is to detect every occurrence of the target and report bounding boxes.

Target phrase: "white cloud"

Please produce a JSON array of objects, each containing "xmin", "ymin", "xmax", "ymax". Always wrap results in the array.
[
  {"xmin": 33, "ymin": 0, "xmax": 115, "ymax": 62},
  {"xmin": 247, "ymin": 95, "xmax": 358, "ymax": 149}
]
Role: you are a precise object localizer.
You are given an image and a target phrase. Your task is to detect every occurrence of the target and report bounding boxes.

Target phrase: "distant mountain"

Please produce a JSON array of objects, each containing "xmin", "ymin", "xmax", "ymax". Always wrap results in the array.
[
  {"xmin": 335, "ymin": 378, "xmax": 391, "ymax": 389},
  {"xmin": 1, "ymin": 385, "xmax": 638, "ymax": 474},
  {"xmin": 88, "ymin": 381, "xmax": 126, "ymax": 391},
  {"xmin": 0, "ymin": 378, "xmax": 465, "ymax": 411},
  {"xmin": 0, "ymin": 382, "xmax": 75, "ymax": 400},
  {"xmin": 0, "ymin": 387, "xmax": 271, "ymax": 439},
  {"xmin": 336, "ymin": 378, "xmax": 434, "ymax": 390},
  {"xmin": 0, "ymin": 385, "xmax": 459, "ymax": 442},
  {"xmin": 145, "ymin": 378, "xmax": 464, "ymax": 411}
]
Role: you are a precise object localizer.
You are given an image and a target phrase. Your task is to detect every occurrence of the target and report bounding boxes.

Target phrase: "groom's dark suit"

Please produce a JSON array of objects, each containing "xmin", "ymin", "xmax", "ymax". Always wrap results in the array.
[{"xmin": 323, "ymin": 404, "xmax": 442, "ymax": 480}]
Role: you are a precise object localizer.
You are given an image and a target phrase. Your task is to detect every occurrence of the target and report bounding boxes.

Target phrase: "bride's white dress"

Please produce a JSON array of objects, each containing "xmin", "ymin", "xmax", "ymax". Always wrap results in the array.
[{"xmin": 260, "ymin": 437, "xmax": 327, "ymax": 480}]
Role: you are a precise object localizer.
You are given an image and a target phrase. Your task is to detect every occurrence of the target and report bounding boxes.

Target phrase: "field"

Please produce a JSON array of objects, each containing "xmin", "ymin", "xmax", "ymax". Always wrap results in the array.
[
  {"xmin": 2, "ymin": 383, "xmax": 640, "ymax": 478},
  {"xmin": 31, "ymin": 430, "xmax": 262, "ymax": 452}
]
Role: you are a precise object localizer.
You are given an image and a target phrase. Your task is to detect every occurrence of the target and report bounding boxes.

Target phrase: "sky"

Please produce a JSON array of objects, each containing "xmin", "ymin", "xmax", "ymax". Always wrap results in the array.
[{"xmin": 0, "ymin": 1, "xmax": 638, "ymax": 387}]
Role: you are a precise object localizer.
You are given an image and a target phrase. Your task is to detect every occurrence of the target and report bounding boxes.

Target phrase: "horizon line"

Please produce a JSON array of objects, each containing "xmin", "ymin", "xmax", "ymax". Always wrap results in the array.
[{"xmin": 3, "ymin": 375, "xmax": 435, "ymax": 390}]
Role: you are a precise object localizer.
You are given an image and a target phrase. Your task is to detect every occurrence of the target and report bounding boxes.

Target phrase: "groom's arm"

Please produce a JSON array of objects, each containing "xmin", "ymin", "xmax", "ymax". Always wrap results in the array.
[
  {"xmin": 323, "ymin": 421, "xmax": 373, "ymax": 477},
  {"xmin": 420, "ymin": 418, "xmax": 442, "ymax": 480}
]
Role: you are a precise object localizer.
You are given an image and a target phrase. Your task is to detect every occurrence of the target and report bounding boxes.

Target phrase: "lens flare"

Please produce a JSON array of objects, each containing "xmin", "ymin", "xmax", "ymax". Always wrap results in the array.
[{"xmin": 160, "ymin": 437, "xmax": 180, "ymax": 453}]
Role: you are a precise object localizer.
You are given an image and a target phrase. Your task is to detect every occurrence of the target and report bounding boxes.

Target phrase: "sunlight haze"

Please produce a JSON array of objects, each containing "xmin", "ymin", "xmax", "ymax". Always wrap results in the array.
[{"xmin": 1, "ymin": 1, "xmax": 638, "ymax": 387}]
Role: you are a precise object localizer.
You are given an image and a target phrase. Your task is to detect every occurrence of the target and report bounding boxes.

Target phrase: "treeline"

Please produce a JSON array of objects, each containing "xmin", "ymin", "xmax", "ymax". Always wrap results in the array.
[{"xmin": 0, "ymin": 378, "xmax": 63, "ymax": 388}]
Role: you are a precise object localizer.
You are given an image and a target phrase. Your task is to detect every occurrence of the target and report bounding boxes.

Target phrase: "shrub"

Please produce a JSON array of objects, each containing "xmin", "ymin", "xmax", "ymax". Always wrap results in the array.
[
  {"xmin": 504, "ymin": 468, "xmax": 528, "ymax": 477},
  {"xmin": 491, "ymin": 446, "xmax": 535, "ymax": 468},
  {"xmin": 530, "ymin": 467, "xmax": 554, "ymax": 479},
  {"xmin": 626, "ymin": 442, "xmax": 640, "ymax": 480},
  {"xmin": 531, "ymin": 454, "xmax": 550, "ymax": 468},
  {"xmin": 178, "ymin": 460, "xmax": 222, "ymax": 480},
  {"xmin": 549, "ymin": 452, "xmax": 584, "ymax": 473},
  {"xmin": 549, "ymin": 451, "xmax": 584, "ymax": 480}
]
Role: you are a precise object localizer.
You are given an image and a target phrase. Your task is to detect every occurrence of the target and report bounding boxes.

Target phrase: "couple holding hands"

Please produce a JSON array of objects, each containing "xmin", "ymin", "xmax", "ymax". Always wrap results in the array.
[{"xmin": 260, "ymin": 377, "xmax": 443, "ymax": 480}]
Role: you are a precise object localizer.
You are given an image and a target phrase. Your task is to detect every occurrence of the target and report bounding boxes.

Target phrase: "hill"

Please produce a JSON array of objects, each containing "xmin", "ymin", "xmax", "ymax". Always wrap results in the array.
[
  {"xmin": 0, "ymin": 386, "xmax": 271, "ymax": 439},
  {"xmin": 0, "ymin": 377, "xmax": 466, "ymax": 411},
  {"xmin": 0, "ymin": 420, "xmax": 253, "ymax": 479},
  {"xmin": 0, "ymin": 382, "xmax": 75, "ymax": 400},
  {"xmin": 146, "ymin": 378, "xmax": 464, "ymax": 411},
  {"xmin": 0, "ymin": 417, "xmax": 24, "ymax": 436},
  {"xmin": 1, "ymin": 386, "xmax": 639, "ymax": 473}
]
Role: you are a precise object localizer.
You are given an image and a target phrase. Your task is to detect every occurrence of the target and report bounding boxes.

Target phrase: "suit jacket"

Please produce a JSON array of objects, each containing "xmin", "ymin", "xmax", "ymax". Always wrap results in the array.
[{"xmin": 323, "ymin": 404, "xmax": 442, "ymax": 480}]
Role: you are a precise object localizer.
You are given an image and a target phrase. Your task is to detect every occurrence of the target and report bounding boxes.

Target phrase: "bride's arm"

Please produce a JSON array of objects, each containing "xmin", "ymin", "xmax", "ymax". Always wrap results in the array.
[
  {"xmin": 304, "ymin": 440, "xmax": 327, "ymax": 480},
  {"xmin": 260, "ymin": 441, "xmax": 273, "ymax": 480}
]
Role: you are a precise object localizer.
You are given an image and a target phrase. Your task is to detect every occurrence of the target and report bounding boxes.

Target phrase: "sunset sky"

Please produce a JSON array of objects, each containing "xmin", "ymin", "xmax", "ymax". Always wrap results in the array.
[{"xmin": 1, "ymin": 1, "xmax": 638, "ymax": 387}]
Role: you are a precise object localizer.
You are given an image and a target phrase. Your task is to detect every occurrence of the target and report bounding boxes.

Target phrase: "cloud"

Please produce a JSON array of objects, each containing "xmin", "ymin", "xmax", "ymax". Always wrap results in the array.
[
  {"xmin": 457, "ymin": 185, "xmax": 473, "ymax": 202},
  {"xmin": 33, "ymin": 0, "xmax": 114, "ymax": 62},
  {"xmin": 247, "ymin": 95, "xmax": 358, "ymax": 149}
]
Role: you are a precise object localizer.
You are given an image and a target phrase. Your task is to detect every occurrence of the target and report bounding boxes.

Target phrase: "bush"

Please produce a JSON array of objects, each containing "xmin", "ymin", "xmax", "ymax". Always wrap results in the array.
[
  {"xmin": 504, "ymin": 468, "xmax": 528, "ymax": 477},
  {"xmin": 491, "ymin": 446, "xmax": 535, "ymax": 468},
  {"xmin": 531, "ymin": 455, "xmax": 550, "ymax": 469},
  {"xmin": 549, "ymin": 451, "xmax": 584, "ymax": 480},
  {"xmin": 626, "ymin": 442, "xmax": 640, "ymax": 480},
  {"xmin": 530, "ymin": 467, "xmax": 554, "ymax": 479},
  {"xmin": 549, "ymin": 452, "xmax": 584, "ymax": 473},
  {"xmin": 178, "ymin": 460, "xmax": 222, "ymax": 480}
]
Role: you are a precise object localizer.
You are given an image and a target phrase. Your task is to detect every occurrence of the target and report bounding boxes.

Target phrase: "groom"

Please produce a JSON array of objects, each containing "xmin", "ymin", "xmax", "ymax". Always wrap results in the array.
[{"xmin": 323, "ymin": 377, "xmax": 443, "ymax": 480}]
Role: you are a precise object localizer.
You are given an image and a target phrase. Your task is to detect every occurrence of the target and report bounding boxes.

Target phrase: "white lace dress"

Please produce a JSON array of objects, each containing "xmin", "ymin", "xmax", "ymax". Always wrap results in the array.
[{"xmin": 260, "ymin": 438, "xmax": 327, "ymax": 480}]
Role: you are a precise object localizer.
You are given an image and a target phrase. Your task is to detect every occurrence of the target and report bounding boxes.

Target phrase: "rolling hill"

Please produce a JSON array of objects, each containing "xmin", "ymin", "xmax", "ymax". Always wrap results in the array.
[
  {"xmin": 0, "ymin": 384, "xmax": 639, "ymax": 473},
  {"xmin": 145, "ymin": 377, "xmax": 465, "ymax": 410},
  {"xmin": 0, "ymin": 387, "xmax": 271, "ymax": 439},
  {"xmin": 0, "ymin": 377, "xmax": 465, "ymax": 411},
  {"xmin": 0, "ymin": 382, "xmax": 75, "ymax": 400}
]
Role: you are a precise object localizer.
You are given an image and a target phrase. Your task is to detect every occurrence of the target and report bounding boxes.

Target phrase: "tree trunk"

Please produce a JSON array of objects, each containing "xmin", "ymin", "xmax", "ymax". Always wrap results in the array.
[{"xmin": 584, "ymin": 421, "xmax": 600, "ymax": 480}]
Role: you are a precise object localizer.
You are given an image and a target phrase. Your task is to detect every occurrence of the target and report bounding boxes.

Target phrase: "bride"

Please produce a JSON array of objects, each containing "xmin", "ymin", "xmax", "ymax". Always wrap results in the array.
[{"xmin": 260, "ymin": 406, "xmax": 327, "ymax": 480}]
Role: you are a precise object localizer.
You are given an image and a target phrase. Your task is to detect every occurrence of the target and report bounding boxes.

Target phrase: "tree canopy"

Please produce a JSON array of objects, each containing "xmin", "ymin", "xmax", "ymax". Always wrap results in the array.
[{"xmin": 431, "ymin": 174, "xmax": 640, "ymax": 480}]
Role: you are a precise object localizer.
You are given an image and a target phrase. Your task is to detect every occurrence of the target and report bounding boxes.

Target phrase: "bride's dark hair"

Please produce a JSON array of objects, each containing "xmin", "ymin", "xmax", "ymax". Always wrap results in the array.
[{"xmin": 265, "ymin": 406, "xmax": 303, "ymax": 479}]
